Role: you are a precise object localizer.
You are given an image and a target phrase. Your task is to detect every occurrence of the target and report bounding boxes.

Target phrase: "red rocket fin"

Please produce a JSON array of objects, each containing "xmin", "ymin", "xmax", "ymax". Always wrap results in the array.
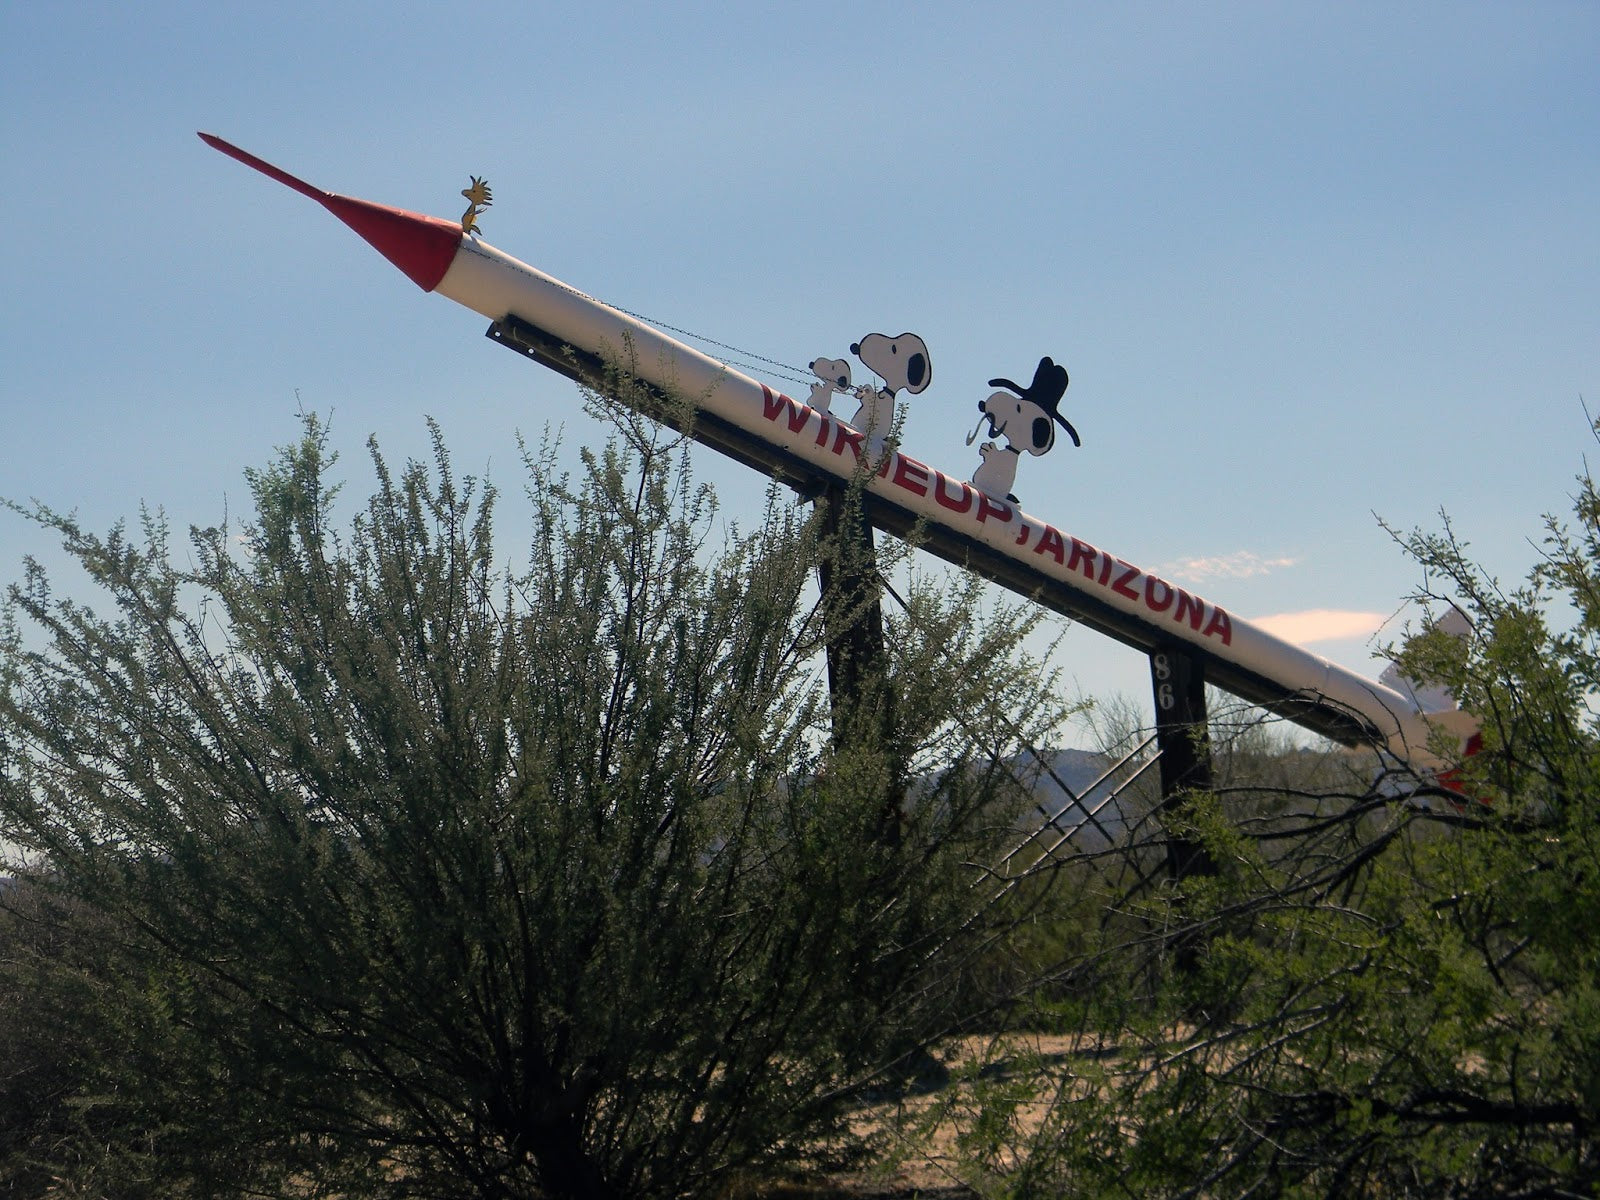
[{"xmin": 198, "ymin": 132, "xmax": 463, "ymax": 293}]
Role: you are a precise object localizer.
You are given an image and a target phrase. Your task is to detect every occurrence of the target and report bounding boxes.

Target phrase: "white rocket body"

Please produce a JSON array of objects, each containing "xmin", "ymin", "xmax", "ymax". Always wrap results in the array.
[{"xmin": 201, "ymin": 134, "xmax": 1468, "ymax": 765}]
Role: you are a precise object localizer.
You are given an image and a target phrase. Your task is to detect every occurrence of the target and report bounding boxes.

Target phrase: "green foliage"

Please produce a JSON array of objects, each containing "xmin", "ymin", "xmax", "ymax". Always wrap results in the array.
[
  {"xmin": 921, "ymin": 422, "xmax": 1600, "ymax": 1198},
  {"xmin": 0, "ymin": 411, "xmax": 1068, "ymax": 1199},
  {"xmin": 0, "ymin": 880, "xmax": 314, "ymax": 1198}
]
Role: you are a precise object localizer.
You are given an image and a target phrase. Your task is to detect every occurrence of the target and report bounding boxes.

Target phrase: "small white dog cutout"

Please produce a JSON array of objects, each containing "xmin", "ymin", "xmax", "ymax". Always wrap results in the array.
[{"xmin": 806, "ymin": 356, "xmax": 852, "ymax": 414}]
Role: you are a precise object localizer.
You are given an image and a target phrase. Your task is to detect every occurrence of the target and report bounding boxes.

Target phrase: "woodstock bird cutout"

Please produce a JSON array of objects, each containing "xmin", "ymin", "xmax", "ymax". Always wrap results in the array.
[
  {"xmin": 460, "ymin": 176, "xmax": 493, "ymax": 236},
  {"xmin": 968, "ymin": 356, "xmax": 1079, "ymax": 504}
]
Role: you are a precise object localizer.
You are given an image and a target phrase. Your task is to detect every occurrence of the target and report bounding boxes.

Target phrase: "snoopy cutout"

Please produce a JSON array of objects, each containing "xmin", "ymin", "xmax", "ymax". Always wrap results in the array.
[
  {"xmin": 969, "ymin": 356, "xmax": 1079, "ymax": 504},
  {"xmin": 806, "ymin": 356, "xmax": 853, "ymax": 415},
  {"xmin": 848, "ymin": 331, "xmax": 932, "ymax": 442}
]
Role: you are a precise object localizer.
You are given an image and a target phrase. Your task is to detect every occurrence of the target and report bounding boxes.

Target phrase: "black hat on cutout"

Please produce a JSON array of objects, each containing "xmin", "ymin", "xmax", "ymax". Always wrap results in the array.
[{"xmin": 988, "ymin": 357, "xmax": 1079, "ymax": 447}]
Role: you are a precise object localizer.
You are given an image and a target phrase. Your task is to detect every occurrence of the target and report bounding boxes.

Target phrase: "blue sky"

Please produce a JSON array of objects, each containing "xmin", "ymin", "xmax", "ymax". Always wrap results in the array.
[{"xmin": 3, "ymin": 2, "xmax": 1596, "ymax": 735}]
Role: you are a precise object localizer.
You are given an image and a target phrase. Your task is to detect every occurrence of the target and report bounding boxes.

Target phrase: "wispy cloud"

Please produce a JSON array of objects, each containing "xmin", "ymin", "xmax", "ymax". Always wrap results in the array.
[
  {"xmin": 1163, "ymin": 551, "xmax": 1301, "ymax": 582},
  {"xmin": 1252, "ymin": 609, "xmax": 1388, "ymax": 645}
]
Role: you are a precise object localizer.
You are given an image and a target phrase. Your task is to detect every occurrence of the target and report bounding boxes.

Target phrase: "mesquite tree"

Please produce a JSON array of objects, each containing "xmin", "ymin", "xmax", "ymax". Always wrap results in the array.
[{"xmin": 0, "ymin": 410, "xmax": 1068, "ymax": 1200}]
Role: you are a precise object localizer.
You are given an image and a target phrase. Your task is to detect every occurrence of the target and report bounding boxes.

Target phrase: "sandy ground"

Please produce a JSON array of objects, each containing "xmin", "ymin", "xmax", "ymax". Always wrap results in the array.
[{"xmin": 792, "ymin": 1032, "xmax": 1083, "ymax": 1200}]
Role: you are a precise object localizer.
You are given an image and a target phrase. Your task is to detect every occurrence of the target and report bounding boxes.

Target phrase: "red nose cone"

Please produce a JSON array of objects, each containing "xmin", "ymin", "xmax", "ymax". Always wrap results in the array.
[
  {"xmin": 199, "ymin": 132, "xmax": 463, "ymax": 292},
  {"xmin": 315, "ymin": 192, "xmax": 463, "ymax": 292}
]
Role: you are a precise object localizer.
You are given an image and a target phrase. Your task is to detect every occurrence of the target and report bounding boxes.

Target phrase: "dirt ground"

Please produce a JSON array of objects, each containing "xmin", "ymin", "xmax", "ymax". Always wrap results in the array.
[{"xmin": 752, "ymin": 1032, "xmax": 1081, "ymax": 1200}]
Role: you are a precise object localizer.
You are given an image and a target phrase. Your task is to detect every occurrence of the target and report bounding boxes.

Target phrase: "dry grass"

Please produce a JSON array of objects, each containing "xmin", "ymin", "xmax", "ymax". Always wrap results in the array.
[{"xmin": 719, "ymin": 1033, "xmax": 1095, "ymax": 1200}]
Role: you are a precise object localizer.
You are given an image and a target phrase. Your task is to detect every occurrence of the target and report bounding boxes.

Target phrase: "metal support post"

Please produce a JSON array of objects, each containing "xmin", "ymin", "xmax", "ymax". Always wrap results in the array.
[
  {"xmin": 816, "ymin": 482, "xmax": 904, "ymax": 848},
  {"xmin": 1151, "ymin": 643, "xmax": 1216, "ymax": 883}
]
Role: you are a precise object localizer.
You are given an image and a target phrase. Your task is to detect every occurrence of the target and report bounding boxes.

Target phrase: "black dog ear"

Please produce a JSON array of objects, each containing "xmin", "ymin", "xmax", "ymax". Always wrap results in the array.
[
  {"xmin": 1032, "ymin": 416, "xmax": 1054, "ymax": 453},
  {"xmin": 906, "ymin": 352, "xmax": 929, "ymax": 392}
]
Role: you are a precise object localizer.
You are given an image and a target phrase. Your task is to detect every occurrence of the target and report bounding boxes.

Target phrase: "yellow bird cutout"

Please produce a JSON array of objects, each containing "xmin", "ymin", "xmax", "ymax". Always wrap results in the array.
[{"xmin": 460, "ymin": 176, "xmax": 493, "ymax": 236}]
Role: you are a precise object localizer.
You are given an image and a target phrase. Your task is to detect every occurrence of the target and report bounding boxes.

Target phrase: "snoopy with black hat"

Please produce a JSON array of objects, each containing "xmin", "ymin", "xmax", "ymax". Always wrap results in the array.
[{"xmin": 968, "ymin": 355, "xmax": 1080, "ymax": 504}]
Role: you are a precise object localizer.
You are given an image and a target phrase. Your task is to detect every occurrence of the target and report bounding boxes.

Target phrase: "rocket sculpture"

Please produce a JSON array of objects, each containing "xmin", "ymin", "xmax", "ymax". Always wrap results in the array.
[{"xmin": 198, "ymin": 133, "xmax": 1473, "ymax": 768}]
